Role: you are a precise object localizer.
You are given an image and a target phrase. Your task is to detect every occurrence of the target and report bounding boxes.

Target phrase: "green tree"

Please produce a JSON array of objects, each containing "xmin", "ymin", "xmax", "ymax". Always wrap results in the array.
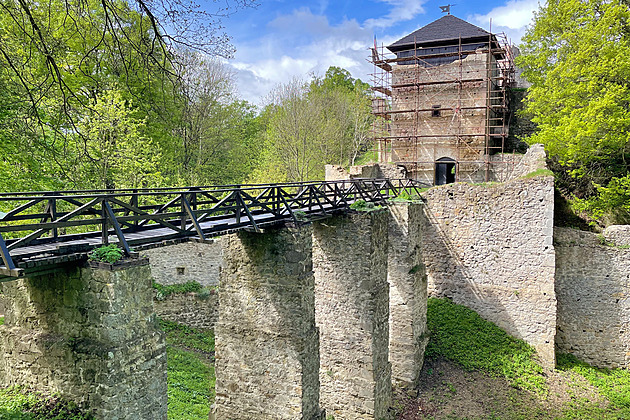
[
  {"xmin": 518, "ymin": 0, "xmax": 630, "ymax": 223},
  {"xmin": 76, "ymin": 90, "xmax": 162, "ymax": 189},
  {"xmin": 254, "ymin": 67, "xmax": 373, "ymax": 183}
]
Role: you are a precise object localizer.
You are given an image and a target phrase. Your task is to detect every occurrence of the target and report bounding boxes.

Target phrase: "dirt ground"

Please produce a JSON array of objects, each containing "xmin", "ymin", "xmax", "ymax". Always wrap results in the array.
[{"xmin": 394, "ymin": 357, "xmax": 606, "ymax": 420}]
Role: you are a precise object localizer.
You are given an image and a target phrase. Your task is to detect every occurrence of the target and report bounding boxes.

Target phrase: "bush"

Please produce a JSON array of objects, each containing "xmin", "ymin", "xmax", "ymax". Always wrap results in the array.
[{"xmin": 88, "ymin": 244, "xmax": 124, "ymax": 264}]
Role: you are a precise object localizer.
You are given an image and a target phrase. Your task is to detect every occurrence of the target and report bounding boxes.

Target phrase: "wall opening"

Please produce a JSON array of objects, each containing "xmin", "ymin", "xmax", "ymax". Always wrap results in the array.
[{"xmin": 435, "ymin": 157, "xmax": 456, "ymax": 185}]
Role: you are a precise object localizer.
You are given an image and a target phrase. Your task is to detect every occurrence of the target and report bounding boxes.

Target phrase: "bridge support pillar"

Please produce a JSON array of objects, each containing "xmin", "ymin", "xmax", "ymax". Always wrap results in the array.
[
  {"xmin": 214, "ymin": 227, "xmax": 323, "ymax": 420},
  {"xmin": 388, "ymin": 203, "xmax": 429, "ymax": 387},
  {"xmin": 0, "ymin": 261, "xmax": 167, "ymax": 419},
  {"xmin": 313, "ymin": 211, "xmax": 392, "ymax": 419}
]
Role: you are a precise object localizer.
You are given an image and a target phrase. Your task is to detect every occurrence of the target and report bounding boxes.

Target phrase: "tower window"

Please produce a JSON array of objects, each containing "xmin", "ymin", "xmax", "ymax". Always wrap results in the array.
[{"xmin": 432, "ymin": 105, "xmax": 441, "ymax": 117}]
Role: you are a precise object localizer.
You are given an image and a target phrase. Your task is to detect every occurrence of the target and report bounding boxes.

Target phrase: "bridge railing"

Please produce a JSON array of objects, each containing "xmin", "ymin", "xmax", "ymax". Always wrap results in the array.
[{"xmin": 0, "ymin": 178, "xmax": 427, "ymax": 275}]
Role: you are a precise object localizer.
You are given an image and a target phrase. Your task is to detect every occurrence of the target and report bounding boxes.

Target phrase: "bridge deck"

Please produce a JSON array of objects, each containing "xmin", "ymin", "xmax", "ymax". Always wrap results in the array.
[{"xmin": 0, "ymin": 179, "xmax": 426, "ymax": 279}]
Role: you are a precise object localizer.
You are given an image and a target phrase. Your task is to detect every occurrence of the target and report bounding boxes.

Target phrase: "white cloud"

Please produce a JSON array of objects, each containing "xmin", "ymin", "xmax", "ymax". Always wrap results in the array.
[
  {"xmin": 365, "ymin": 0, "xmax": 427, "ymax": 29},
  {"xmin": 229, "ymin": 8, "xmax": 378, "ymax": 104},
  {"xmin": 469, "ymin": 0, "xmax": 541, "ymax": 43},
  {"xmin": 227, "ymin": 1, "xmax": 433, "ymax": 104}
]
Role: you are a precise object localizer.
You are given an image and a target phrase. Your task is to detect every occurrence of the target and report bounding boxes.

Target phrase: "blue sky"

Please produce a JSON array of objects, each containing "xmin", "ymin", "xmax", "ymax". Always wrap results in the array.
[{"xmin": 218, "ymin": 0, "xmax": 541, "ymax": 104}]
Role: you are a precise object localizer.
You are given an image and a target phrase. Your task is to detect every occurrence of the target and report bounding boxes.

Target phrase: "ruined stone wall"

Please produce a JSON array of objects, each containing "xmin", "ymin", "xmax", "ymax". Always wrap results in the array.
[
  {"xmin": 313, "ymin": 212, "xmax": 392, "ymax": 419},
  {"xmin": 154, "ymin": 290, "xmax": 218, "ymax": 330},
  {"xmin": 421, "ymin": 174, "xmax": 556, "ymax": 367},
  {"xmin": 0, "ymin": 262, "xmax": 167, "ymax": 419},
  {"xmin": 555, "ymin": 226, "xmax": 630, "ymax": 368},
  {"xmin": 324, "ymin": 163, "xmax": 407, "ymax": 181},
  {"xmin": 143, "ymin": 240, "xmax": 222, "ymax": 286},
  {"xmin": 214, "ymin": 227, "xmax": 322, "ymax": 419},
  {"xmin": 388, "ymin": 203, "xmax": 428, "ymax": 386}
]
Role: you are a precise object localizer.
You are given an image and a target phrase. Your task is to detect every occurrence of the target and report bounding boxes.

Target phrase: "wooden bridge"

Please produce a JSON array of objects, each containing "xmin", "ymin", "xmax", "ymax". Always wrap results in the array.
[{"xmin": 0, "ymin": 178, "xmax": 425, "ymax": 279}]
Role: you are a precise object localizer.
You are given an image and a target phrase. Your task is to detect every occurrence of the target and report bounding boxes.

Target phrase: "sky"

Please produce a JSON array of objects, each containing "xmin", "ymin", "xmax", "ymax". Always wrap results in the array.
[{"xmin": 217, "ymin": 0, "xmax": 542, "ymax": 105}]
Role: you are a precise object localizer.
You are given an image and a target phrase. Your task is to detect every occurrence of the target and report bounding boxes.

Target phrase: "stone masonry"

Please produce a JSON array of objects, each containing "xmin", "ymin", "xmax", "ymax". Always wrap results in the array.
[
  {"xmin": 421, "ymin": 174, "xmax": 557, "ymax": 368},
  {"xmin": 143, "ymin": 239, "xmax": 222, "ymax": 286},
  {"xmin": 154, "ymin": 290, "xmax": 218, "ymax": 330},
  {"xmin": 0, "ymin": 262, "xmax": 167, "ymax": 419},
  {"xmin": 388, "ymin": 202, "xmax": 428, "ymax": 387},
  {"xmin": 214, "ymin": 227, "xmax": 323, "ymax": 420},
  {"xmin": 555, "ymin": 226, "xmax": 630, "ymax": 368},
  {"xmin": 313, "ymin": 211, "xmax": 392, "ymax": 419}
]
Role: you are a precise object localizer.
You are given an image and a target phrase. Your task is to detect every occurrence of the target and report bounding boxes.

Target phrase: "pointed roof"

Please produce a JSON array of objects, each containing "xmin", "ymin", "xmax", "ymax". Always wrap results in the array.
[{"xmin": 388, "ymin": 15, "xmax": 491, "ymax": 52}]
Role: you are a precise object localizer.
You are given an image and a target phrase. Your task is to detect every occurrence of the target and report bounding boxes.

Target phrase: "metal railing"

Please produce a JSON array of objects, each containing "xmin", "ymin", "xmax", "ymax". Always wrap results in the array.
[{"xmin": 0, "ymin": 178, "xmax": 426, "ymax": 277}]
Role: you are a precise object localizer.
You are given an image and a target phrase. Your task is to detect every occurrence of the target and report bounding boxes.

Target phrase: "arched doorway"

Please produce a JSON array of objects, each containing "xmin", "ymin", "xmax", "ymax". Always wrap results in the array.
[{"xmin": 435, "ymin": 157, "xmax": 456, "ymax": 185}]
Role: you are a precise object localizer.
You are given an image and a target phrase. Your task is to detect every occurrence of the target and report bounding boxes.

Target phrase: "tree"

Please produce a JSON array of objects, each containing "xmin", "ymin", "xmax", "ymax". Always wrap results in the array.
[
  {"xmin": 518, "ymin": 0, "xmax": 630, "ymax": 223},
  {"xmin": 76, "ymin": 90, "xmax": 162, "ymax": 189},
  {"xmin": 253, "ymin": 68, "xmax": 374, "ymax": 183}
]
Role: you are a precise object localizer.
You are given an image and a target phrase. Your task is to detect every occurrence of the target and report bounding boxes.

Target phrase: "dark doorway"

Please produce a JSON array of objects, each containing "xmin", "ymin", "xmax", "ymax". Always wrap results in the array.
[{"xmin": 435, "ymin": 157, "xmax": 456, "ymax": 185}]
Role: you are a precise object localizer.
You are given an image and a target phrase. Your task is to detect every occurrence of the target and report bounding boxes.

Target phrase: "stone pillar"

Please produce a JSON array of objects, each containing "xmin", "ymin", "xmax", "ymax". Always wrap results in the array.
[
  {"xmin": 214, "ymin": 227, "xmax": 322, "ymax": 420},
  {"xmin": 0, "ymin": 261, "xmax": 167, "ymax": 420},
  {"xmin": 313, "ymin": 211, "xmax": 392, "ymax": 419},
  {"xmin": 388, "ymin": 202, "xmax": 428, "ymax": 387}
]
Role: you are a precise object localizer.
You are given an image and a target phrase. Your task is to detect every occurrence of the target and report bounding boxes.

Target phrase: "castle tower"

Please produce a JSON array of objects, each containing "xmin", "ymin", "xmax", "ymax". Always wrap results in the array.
[{"xmin": 371, "ymin": 15, "xmax": 515, "ymax": 185}]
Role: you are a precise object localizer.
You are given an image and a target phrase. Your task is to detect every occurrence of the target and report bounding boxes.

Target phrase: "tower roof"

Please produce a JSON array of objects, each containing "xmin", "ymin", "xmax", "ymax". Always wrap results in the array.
[{"xmin": 388, "ymin": 15, "xmax": 492, "ymax": 52}]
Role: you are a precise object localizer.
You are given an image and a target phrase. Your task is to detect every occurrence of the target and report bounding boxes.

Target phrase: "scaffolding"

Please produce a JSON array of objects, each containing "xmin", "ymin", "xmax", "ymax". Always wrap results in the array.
[{"xmin": 369, "ymin": 31, "xmax": 517, "ymax": 184}]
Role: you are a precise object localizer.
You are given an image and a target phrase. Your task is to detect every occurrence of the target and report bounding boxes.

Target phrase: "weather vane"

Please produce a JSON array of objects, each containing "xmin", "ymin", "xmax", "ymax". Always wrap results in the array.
[{"xmin": 440, "ymin": 4, "xmax": 455, "ymax": 14}]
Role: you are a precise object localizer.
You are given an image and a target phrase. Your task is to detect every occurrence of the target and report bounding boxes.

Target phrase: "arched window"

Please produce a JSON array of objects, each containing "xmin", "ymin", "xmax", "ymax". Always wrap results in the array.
[{"xmin": 435, "ymin": 157, "xmax": 456, "ymax": 185}]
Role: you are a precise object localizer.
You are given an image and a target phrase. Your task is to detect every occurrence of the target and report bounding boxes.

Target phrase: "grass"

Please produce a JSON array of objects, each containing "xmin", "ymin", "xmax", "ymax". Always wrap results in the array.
[
  {"xmin": 425, "ymin": 298, "xmax": 546, "ymax": 394},
  {"xmin": 158, "ymin": 319, "xmax": 216, "ymax": 420},
  {"xmin": 522, "ymin": 168, "xmax": 554, "ymax": 179},
  {"xmin": 153, "ymin": 281, "xmax": 205, "ymax": 300},
  {"xmin": 0, "ymin": 317, "xmax": 4, "ymax": 326},
  {"xmin": 558, "ymin": 353, "xmax": 630, "ymax": 419},
  {"xmin": 159, "ymin": 318, "xmax": 215, "ymax": 354},
  {"xmin": 166, "ymin": 347, "xmax": 215, "ymax": 419},
  {"xmin": 0, "ymin": 387, "xmax": 92, "ymax": 420}
]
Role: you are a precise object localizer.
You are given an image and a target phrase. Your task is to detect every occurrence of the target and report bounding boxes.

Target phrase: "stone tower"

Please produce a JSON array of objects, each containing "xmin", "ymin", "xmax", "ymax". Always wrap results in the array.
[{"xmin": 371, "ymin": 15, "xmax": 515, "ymax": 185}]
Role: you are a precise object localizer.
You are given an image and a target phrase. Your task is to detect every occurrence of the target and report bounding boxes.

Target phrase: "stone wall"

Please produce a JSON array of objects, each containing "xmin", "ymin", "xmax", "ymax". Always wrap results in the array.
[
  {"xmin": 555, "ymin": 227, "xmax": 630, "ymax": 368},
  {"xmin": 154, "ymin": 291, "xmax": 218, "ymax": 330},
  {"xmin": 388, "ymin": 203, "xmax": 428, "ymax": 387},
  {"xmin": 324, "ymin": 163, "xmax": 407, "ymax": 181},
  {"xmin": 313, "ymin": 212, "xmax": 392, "ymax": 419},
  {"xmin": 0, "ymin": 262, "xmax": 167, "ymax": 419},
  {"xmin": 421, "ymin": 174, "xmax": 557, "ymax": 367},
  {"xmin": 143, "ymin": 240, "xmax": 222, "ymax": 286},
  {"xmin": 214, "ymin": 227, "xmax": 323, "ymax": 419}
]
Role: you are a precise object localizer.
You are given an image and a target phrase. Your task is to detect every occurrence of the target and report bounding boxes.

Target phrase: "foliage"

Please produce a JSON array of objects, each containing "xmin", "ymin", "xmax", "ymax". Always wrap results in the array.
[
  {"xmin": 349, "ymin": 199, "xmax": 382, "ymax": 212},
  {"xmin": 558, "ymin": 353, "xmax": 630, "ymax": 417},
  {"xmin": 159, "ymin": 320, "xmax": 215, "ymax": 419},
  {"xmin": 159, "ymin": 318, "xmax": 215, "ymax": 354},
  {"xmin": 389, "ymin": 190, "xmax": 422, "ymax": 202},
  {"xmin": 518, "ymin": 0, "xmax": 630, "ymax": 223},
  {"xmin": 522, "ymin": 168, "xmax": 554, "ymax": 179},
  {"xmin": 166, "ymin": 346, "xmax": 215, "ymax": 419},
  {"xmin": 253, "ymin": 67, "xmax": 374, "ymax": 182},
  {"xmin": 426, "ymin": 298, "xmax": 546, "ymax": 394},
  {"xmin": 0, "ymin": 317, "xmax": 3, "ymax": 326},
  {"xmin": 152, "ymin": 281, "xmax": 204, "ymax": 300},
  {"xmin": 88, "ymin": 244, "xmax": 124, "ymax": 264},
  {"xmin": 0, "ymin": 386, "xmax": 92, "ymax": 420}
]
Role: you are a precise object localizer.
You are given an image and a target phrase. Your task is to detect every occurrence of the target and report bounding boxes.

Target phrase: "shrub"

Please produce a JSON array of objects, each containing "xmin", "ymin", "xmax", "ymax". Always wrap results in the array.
[{"xmin": 88, "ymin": 244, "xmax": 124, "ymax": 264}]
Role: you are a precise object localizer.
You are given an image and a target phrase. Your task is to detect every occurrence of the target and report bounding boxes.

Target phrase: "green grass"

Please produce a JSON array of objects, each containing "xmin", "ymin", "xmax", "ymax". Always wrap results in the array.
[
  {"xmin": 0, "ymin": 387, "xmax": 92, "ymax": 420},
  {"xmin": 426, "ymin": 298, "xmax": 546, "ymax": 394},
  {"xmin": 0, "ymin": 317, "xmax": 4, "ymax": 326},
  {"xmin": 158, "ymin": 319, "xmax": 216, "ymax": 419},
  {"xmin": 153, "ymin": 281, "xmax": 203, "ymax": 300},
  {"xmin": 166, "ymin": 347, "xmax": 215, "ymax": 420},
  {"xmin": 558, "ymin": 353, "xmax": 630, "ymax": 419},
  {"xmin": 522, "ymin": 168, "xmax": 554, "ymax": 179},
  {"xmin": 159, "ymin": 319, "xmax": 215, "ymax": 353}
]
